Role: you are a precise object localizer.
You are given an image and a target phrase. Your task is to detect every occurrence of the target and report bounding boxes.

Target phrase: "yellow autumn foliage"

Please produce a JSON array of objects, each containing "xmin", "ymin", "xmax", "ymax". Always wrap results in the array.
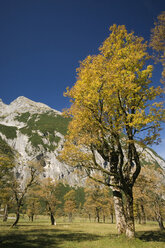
[{"xmin": 60, "ymin": 24, "xmax": 164, "ymax": 176}]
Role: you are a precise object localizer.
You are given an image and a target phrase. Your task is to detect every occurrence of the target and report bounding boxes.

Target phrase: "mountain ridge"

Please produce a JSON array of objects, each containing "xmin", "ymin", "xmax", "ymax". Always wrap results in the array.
[
  {"xmin": 0, "ymin": 96, "xmax": 78, "ymax": 185},
  {"xmin": 0, "ymin": 96, "xmax": 164, "ymax": 185}
]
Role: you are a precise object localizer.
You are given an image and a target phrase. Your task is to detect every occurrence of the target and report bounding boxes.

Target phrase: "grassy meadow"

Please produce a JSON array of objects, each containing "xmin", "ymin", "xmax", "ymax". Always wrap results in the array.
[{"xmin": 0, "ymin": 216, "xmax": 165, "ymax": 248}]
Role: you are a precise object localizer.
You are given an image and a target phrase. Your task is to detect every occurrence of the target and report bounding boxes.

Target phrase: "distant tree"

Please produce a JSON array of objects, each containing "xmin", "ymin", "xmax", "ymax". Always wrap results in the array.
[
  {"xmin": 0, "ymin": 137, "xmax": 15, "ymax": 221},
  {"xmin": 133, "ymin": 173, "xmax": 149, "ymax": 224},
  {"xmin": 145, "ymin": 167, "xmax": 164, "ymax": 230},
  {"xmin": 60, "ymin": 24, "xmax": 164, "ymax": 238},
  {"xmin": 150, "ymin": 11, "xmax": 165, "ymax": 82},
  {"xmin": 11, "ymin": 161, "xmax": 42, "ymax": 227},
  {"xmin": 74, "ymin": 187, "xmax": 85, "ymax": 214},
  {"xmin": 25, "ymin": 186, "xmax": 40, "ymax": 222},
  {"xmin": 84, "ymin": 177, "xmax": 104, "ymax": 223},
  {"xmin": 37, "ymin": 178, "xmax": 61, "ymax": 225},
  {"xmin": 134, "ymin": 166, "xmax": 165, "ymax": 230},
  {"xmin": 83, "ymin": 196, "xmax": 94, "ymax": 222},
  {"xmin": 84, "ymin": 177, "xmax": 114, "ymax": 223},
  {"xmin": 101, "ymin": 187, "xmax": 114, "ymax": 223},
  {"xmin": 64, "ymin": 189, "xmax": 76, "ymax": 222}
]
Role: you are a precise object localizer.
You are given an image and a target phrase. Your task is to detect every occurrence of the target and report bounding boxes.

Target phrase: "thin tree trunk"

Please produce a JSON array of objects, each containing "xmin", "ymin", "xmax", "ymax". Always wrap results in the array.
[
  {"xmin": 110, "ymin": 213, "xmax": 114, "ymax": 223},
  {"xmin": 125, "ymin": 190, "xmax": 135, "ymax": 238},
  {"xmin": 50, "ymin": 212, "xmax": 55, "ymax": 225},
  {"xmin": 140, "ymin": 204, "xmax": 146, "ymax": 224},
  {"xmin": 3, "ymin": 204, "xmax": 8, "ymax": 222},
  {"xmin": 48, "ymin": 206, "xmax": 55, "ymax": 225},
  {"xmin": 31, "ymin": 214, "xmax": 34, "ymax": 222},
  {"xmin": 12, "ymin": 212, "xmax": 20, "ymax": 227},
  {"xmin": 157, "ymin": 215, "xmax": 165, "ymax": 230},
  {"xmin": 88, "ymin": 213, "xmax": 91, "ymax": 222},
  {"xmin": 96, "ymin": 208, "xmax": 100, "ymax": 223},
  {"xmin": 136, "ymin": 203, "xmax": 141, "ymax": 224},
  {"xmin": 69, "ymin": 212, "xmax": 72, "ymax": 222},
  {"xmin": 154, "ymin": 201, "xmax": 165, "ymax": 230},
  {"xmin": 155, "ymin": 210, "xmax": 165, "ymax": 230}
]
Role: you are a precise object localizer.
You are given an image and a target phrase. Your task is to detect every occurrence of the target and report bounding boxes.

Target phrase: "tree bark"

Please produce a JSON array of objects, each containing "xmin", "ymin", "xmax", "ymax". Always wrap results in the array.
[
  {"xmin": 109, "ymin": 150, "xmax": 126, "ymax": 234},
  {"xmin": 125, "ymin": 190, "xmax": 135, "ymax": 238},
  {"xmin": 112, "ymin": 187, "xmax": 126, "ymax": 234}
]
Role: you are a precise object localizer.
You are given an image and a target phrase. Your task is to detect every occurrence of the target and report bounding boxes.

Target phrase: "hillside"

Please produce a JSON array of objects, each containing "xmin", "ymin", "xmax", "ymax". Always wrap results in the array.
[
  {"xmin": 0, "ymin": 96, "xmax": 78, "ymax": 184},
  {"xmin": 0, "ymin": 96, "xmax": 164, "ymax": 185}
]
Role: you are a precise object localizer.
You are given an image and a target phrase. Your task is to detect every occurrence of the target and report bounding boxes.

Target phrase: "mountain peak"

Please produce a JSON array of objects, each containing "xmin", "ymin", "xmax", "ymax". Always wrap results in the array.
[
  {"xmin": 0, "ymin": 98, "xmax": 7, "ymax": 108},
  {"xmin": 11, "ymin": 96, "xmax": 51, "ymax": 109},
  {"xmin": 0, "ymin": 96, "xmax": 61, "ymax": 115}
]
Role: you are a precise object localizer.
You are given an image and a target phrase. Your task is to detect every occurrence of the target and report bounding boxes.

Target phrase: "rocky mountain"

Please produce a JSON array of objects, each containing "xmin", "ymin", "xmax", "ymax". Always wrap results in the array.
[
  {"xmin": 0, "ymin": 96, "xmax": 79, "ymax": 184},
  {"xmin": 0, "ymin": 96, "xmax": 165, "ymax": 185}
]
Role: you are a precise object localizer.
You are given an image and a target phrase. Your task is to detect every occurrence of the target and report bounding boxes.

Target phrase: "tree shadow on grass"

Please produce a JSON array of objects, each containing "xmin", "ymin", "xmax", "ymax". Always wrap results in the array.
[
  {"xmin": 136, "ymin": 230, "xmax": 165, "ymax": 242},
  {"xmin": 0, "ymin": 228, "xmax": 101, "ymax": 248}
]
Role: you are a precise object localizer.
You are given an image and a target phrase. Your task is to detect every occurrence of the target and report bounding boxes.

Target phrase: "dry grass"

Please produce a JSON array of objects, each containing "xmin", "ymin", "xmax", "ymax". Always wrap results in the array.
[{"xmin": 0, "ymin": 216, "xmax": 164, "ymax": 248}]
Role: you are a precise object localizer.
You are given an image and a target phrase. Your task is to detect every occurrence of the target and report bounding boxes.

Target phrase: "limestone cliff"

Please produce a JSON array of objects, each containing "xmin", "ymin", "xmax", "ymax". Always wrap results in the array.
[{"xmin": 0, "ymin": 96, "xmax": 164, "ymax": 185}]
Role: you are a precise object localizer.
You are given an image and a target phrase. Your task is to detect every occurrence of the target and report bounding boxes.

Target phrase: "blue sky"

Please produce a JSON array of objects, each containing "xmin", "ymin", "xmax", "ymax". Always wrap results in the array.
[{"xmin": 0, "ymin": 0, "xmax": 164, "ymax": 159}]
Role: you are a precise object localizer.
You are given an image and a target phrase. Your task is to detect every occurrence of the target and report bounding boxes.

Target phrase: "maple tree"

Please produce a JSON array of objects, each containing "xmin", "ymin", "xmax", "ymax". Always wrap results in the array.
[
  {"xmin": 84, "ymin": 176, "xmax": 114, "ymax": 223},
  {"xmin": 150, "ymin": 11, "xmax": 165, "ymax": 82},
  {"xmin": 133, "ymin": 172, "xmax": 149, "ymax": 224},
  {"xmin": 64, "ymin": 189, "xmax": 77, "ymax": 222},
  {"xmin": 134, "ymin": 166, "xmax": 165, "ymax": 230},
  {"xmin": 37, "ymin": 178, "xmax": 61, "ymax": 225},
  {"xmin": 25, "ymin": 186, "xmax": 41, "ymax": 222},
  {"xmin": 101, "ymin": 186, "xmax": 114, "ymax": 224},
  {"xmin": 0, "ymin": 137, "xmax": 15, "ymax": 221},
  {"xmin": 11, "ymin": 161, "xmax": 42, "ymax": 227},
  {"xmin": 84, "ymin": 177, "xmax": 104, "ymax": 223},
  {"xmin": 60, "ymin": 24, "xmax": 164, "ymax": 238}
]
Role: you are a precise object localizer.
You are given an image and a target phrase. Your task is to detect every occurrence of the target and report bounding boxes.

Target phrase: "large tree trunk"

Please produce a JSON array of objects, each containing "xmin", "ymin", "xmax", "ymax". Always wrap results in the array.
[
  {"xmin": 112, "ymin": 187, "xmax": 126, "ymax": 234},
  {"xmin": 125, "ymin": 190, "xmax": 135, "ymax": 238},
  {"xmin": 123, "ymin": 135, "xmax": 141, "ymax": 238},
  {"xmin": 109, "ymin": 150, "xmax": 126, "ymax": 234}
]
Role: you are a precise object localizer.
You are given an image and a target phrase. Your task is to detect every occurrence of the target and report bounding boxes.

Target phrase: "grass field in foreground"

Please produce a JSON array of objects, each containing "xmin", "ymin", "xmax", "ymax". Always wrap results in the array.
[{"xmin": 0, "ymin": 217, "xmax": 165, "ymax": 248}]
